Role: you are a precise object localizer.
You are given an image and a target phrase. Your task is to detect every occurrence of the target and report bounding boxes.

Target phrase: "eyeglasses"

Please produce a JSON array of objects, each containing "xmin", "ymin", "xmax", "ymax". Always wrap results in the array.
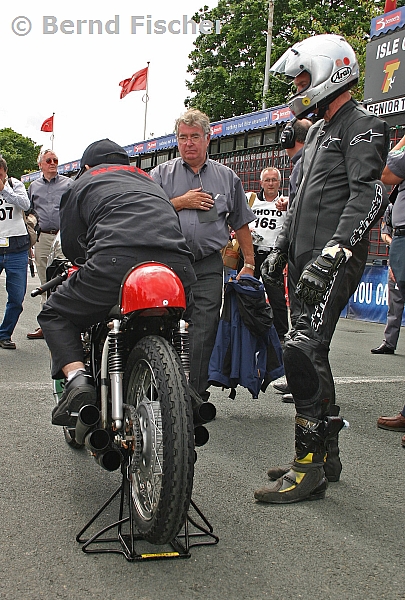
[
  {"xmin": 45, "ymin": 158, "xmax": 58, "ymax": 164},
  {"xmin": 262, "ymin": 178, "xmax": 279, "ymax": 183},
  {"xmin": 177, "ymin": 134, "xmax": 205, "ymax": 143}
]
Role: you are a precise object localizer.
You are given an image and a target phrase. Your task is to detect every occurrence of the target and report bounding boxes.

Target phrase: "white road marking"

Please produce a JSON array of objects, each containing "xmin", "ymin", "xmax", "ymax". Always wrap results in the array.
[{"xmin": 272, "ymin": 376, "xmax": 405, "ymax": 386}]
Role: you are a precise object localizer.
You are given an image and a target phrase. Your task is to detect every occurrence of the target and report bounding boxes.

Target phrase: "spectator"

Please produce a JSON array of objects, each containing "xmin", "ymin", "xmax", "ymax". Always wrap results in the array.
[
  {"xmin": 371, "ymin": 203, "xmax": 404, "ymax": 355},
  {"xmin": 281, "ymin": 118, "xmax": 313, "ymax": 204},
  {"xmin": 255, "ymin": 34, "xmax": 389, "ymax": 503},
  {"xmin": 39, "ymin": 138, "xmax": 196, "ymax": 427},
  {"xmin": 27, "ymin": 149, "xmax": 71, "ymax": 339},
  {"xmin": 151, "ymin": 109, "xmax": 255, "ymax": 401},
  {"xmin": 376, "ymin": 133, "xmax": 405, "ymax": 447},
  {"xmin": 250, "ymin": 167, "xmax": 289, "ymax": 341},
  {"xmin": 0, "ymin": 156, "xmax": 30, "ymax": 349}
]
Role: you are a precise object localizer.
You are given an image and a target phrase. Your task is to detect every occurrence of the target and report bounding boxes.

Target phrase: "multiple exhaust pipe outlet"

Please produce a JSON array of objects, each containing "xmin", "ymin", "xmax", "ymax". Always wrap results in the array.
[
  {"xmin": 75, "ymin": 405, "xmax": 122, "ymax": 472},
  {"xmin": 189, "ymin": 385, "xmax": 216, "ymax": 448},
  {"xmin": 75, "ymin": 384, "xmax": 216, "ymax": 469},
  {"xmin": 174, "ymin": 322, "xmax": 216, "ymax": 449}
]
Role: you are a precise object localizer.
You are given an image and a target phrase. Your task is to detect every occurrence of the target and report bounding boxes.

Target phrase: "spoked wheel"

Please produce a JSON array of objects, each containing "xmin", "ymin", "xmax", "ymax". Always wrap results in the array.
[{"xmin": 124, "ymin": 335, "xmax": 194, "ymax": 545}]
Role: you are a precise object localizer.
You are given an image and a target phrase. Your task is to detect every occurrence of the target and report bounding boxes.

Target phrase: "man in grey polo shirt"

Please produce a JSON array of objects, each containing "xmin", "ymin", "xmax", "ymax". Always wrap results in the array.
[
  {"xmin": 27, "ymin": 148, "xmax": 71, "ymax": 339},
  {"xmin": 151, "ymin": 108, "xmax": 255, "ymax": 401}
]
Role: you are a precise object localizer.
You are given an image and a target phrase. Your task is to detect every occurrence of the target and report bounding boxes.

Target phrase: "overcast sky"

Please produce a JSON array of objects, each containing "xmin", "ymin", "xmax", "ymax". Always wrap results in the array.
[{"xmin": 2, "ymin": 0, "xmax": 219, "ymax": 165}]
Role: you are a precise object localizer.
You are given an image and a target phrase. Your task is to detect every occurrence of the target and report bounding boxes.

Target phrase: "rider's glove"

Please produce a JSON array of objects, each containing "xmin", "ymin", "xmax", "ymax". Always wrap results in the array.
[
  {"xmin": 261, "ymin": 248, "xmax": 288, "ymax": 288},
  {"xmin": 295, "ymin": 245, "xmax": 352, "ymax": 305}
]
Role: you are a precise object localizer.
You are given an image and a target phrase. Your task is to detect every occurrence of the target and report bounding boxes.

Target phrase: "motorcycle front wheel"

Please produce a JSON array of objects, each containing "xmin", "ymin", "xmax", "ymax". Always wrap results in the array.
[{"xmin": 124, "ymin": 335, "xmax": 194, "ymax": 545}]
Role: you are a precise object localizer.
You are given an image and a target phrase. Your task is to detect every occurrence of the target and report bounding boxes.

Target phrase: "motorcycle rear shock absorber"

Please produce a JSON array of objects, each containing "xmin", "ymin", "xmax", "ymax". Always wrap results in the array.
[
  {"xmin": 173, "ymin": 319, "xmax": 190, "ymax": 380},
  {"xmin": 108, "ymin": 319, "xmax": 125, "ymax": 429}
]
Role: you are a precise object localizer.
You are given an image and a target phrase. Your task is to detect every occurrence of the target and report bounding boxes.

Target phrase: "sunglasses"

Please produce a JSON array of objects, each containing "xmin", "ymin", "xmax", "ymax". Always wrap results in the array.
[{"xmin": 45, "ymin": 158, "xmax": 58, "ymax": 164}]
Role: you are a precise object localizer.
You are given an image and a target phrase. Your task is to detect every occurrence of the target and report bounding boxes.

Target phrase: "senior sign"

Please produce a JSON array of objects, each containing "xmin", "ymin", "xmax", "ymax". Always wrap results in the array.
[{"xmin": 364, "ymin": 27, "xmax": 405, "ymax": 114}]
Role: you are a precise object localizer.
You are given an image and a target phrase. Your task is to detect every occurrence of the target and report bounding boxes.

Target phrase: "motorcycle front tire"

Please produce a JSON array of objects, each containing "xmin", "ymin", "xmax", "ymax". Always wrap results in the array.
[{"xmin": 124, "ymin": 335, "xmax": 194, "ymax": 545}]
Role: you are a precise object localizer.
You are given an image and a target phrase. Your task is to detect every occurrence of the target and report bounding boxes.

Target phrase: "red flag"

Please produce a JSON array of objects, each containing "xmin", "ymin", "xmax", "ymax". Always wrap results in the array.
[
  {"xmin": 119, "ymin": 67, "xmax": 148, "ymax": 99},
  {"xmin": 384, "ymin": 0, "xmax": 397, "ymax": 12},
  {"xmin": 40, "ymin": 115, "xmax": 54, "ymax": 132}
]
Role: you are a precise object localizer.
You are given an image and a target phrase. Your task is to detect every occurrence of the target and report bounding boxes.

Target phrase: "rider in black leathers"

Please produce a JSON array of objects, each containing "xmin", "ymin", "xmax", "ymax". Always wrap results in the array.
[
  {"xmin": 254, "ymin": 35, "xmax": 389, "ymax": 504},
  {"xmin": 38, "ymin": 139, "xmax": 196, "ymax": 428}
]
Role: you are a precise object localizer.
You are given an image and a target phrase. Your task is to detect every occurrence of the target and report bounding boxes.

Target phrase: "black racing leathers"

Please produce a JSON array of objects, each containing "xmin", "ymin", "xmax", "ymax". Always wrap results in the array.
[
  {"xmin": 39, "ymin": 164, "xmax": 196, "ymax": 378},
  {"xmin": 59, "ymin": 164, "xmax": 196, "ymax": 289},
  {"xmin": 277, "ymin": 99, "xmax": 389, "ymax": 263},
  {"xmin": 275, "ymin": 99, "xmax": 389, "ymax": 419}
]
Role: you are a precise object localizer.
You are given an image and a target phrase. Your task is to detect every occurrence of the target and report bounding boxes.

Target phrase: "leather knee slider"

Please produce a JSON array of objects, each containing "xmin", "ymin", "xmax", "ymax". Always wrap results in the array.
[
  {"xmin": 283, "ymin": 343, "xmax": 319, "ymax": 401},
  {"xmin": 284, "ymin": 333, "xmax": 333, "ymax": 418}
]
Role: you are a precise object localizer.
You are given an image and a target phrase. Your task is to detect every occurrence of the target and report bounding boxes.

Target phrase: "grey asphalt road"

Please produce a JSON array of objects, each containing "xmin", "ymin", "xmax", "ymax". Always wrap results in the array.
[{"xmin": 0, "ymin": 272, "xmax": 404, "ymax": 600}]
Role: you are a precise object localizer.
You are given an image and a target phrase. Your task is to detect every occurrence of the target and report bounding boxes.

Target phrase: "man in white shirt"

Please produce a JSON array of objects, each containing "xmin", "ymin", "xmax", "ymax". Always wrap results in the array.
[
  {"xmin": 0, "ymin": 156, "xmax": 30, "ymax": 349},
  {"xmin": 250, "ymin": 167, "xmax": 288, "ymax": 341}
]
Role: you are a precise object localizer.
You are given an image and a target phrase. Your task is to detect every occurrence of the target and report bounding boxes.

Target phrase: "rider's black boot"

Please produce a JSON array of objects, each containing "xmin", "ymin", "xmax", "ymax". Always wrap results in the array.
[
  {"xmin": 254, "ymin": 414, "xmax": 328, "ymax": 504},
  {"xmin": 52, "ymin": 371, "xmax": 97, "ymax": 427},
  {"xmin": 324, "ymin": 405, "xmax": 342, "ymax": 482},
  {"xmin": 267, "ymin": 405, "xmax": 343, "ymax": 482}
]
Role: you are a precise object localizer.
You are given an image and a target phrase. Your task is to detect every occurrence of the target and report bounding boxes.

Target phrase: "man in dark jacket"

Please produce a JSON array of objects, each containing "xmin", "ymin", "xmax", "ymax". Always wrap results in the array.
[
  {"xmin": 38, "ymin": 139, "xmax": 196, "ymax": 427},
  {"xmin": 254, "ymin": 35, "xmax": 389, "ymax": 503},
  {"xmin": 281, "ymin": 118, "xmax": 313, "ymax": 205}
]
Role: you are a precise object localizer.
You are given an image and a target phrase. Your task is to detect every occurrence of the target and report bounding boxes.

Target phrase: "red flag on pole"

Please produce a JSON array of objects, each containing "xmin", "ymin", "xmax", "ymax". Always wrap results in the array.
[
  {"xmin": 119, "ymin": 67, "xmax": 148, "ymax": 99},
  {"xmin": 384, "ymin": 0, "xmax": 397, "ymax": 12},
  {"xmin": 40, "ymin": 115, "xmax": 54, "ymax": 132}
]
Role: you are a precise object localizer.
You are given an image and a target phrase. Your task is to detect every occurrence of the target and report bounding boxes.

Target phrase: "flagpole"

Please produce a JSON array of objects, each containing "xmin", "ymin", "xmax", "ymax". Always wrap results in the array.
[
  {"xmin": 51, "ymin": 112, "xmax": 55, "ymax": 150},
  {"xmin": 143, "ymin": 62, "xmax": 150, "ymax": 140},
  {"xmin": 262, "ymin": 0, "xmax": 275, "ymax": 109}
]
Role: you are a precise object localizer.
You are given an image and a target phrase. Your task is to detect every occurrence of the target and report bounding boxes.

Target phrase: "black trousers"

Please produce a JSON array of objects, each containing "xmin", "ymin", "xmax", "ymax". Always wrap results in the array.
[
  {"xmin": 188, "ymin": 251, "xmax": 224, "ymax": 401},
  {"xmin": 284, "ymin": 239, "xmax": 369, "ymax": 419},
  {"xmin": 39, "ymin": 250, "xmax": 194, "ymax": 379},
  {"xmin": 254, "ymin": 248, "xmax": 289, "ymax": 340}
]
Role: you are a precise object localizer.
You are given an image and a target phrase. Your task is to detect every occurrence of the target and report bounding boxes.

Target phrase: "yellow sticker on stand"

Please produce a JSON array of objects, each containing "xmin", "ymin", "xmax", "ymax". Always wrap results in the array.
[{"xmin": 141, "ymin": 552, "xmax": 180, "ymax": 559}]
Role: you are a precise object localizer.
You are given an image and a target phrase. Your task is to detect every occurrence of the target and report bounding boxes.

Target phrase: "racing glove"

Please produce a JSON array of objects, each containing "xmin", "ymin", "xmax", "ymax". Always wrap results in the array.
[
  {"xmin": 261, "ymin": 248, "xmax": 288, "ymax": 288},
  {"xmin": 295, "ymin": 246, "xmax": 351, "ymax": 305}
]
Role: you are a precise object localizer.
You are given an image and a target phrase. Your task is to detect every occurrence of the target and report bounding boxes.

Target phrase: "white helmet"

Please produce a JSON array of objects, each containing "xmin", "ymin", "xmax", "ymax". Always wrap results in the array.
[{"xmin": 270, "ymin": 34, "xmax": 359, "ymax": 118}]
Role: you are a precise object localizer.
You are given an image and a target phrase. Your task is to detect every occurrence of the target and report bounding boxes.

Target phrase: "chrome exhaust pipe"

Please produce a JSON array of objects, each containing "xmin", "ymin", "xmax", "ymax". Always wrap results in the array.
[{"xmin": 75, "ymin": 404, "xmax": 100, "ymax": 446}]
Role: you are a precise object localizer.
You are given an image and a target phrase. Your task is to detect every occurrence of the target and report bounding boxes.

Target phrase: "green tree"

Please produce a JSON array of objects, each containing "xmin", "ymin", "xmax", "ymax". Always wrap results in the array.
[
  {"xmin": 0, "ymin": 128, "xmax": 40, "ymax": 180},
  {"xmin": 186, "ymin": 0, "xmax": 268, "ymax": 119},
  {"xmin": 185, "ymin": 0, "xmax": 404, "ymax": 119}
]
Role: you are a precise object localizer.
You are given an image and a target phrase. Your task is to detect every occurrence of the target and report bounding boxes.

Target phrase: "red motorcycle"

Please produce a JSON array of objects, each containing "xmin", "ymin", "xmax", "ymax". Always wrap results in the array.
[{"xmin": 32, "ymin": 256, "xmax": 216, "ymax": 557}]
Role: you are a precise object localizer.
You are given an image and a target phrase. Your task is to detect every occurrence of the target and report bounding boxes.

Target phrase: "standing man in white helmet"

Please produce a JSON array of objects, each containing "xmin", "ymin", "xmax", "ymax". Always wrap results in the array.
[{"xmin": 255, "ymin": 34, "xmax": 389, "ymax": 503}]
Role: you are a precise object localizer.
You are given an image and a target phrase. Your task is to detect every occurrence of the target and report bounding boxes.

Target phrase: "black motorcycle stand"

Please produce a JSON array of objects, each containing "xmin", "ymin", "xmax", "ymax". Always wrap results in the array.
[{"xmin": 76, "ymin": 473, "xmax": 219, "ymax": 562}]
